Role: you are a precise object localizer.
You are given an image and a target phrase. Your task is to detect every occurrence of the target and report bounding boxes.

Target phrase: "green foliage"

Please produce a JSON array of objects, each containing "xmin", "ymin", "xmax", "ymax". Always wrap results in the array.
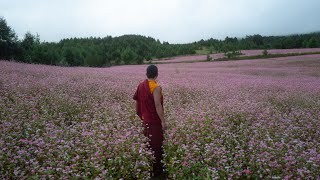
[
  {"xmin": 208, "ymin": 46, "xmax": 214, "ymax": 54},
  {"xmin": 196, "ymin": 33, "xmax": 320, "ymax": 52},
  {"xmin": 307, "ymin": 37, "xmax": 319, "ymax": 48},
  {"xmin": 251, "ymin": 34, "xmax": 264, "ymax": 47},
  {"xmin": 21, "ymin": 32, "xmax": 40, "ymax": 63},
  {"xmin": 195, "ymin": 47, "xmax": 213, "ymax": 55},
  {"xmin": 0, "ymin": 17, "xmax": 19, "ymax": 60},
  {"xmin": 121, "ymin": 47, "xmax": 138, "ymax": 64}
]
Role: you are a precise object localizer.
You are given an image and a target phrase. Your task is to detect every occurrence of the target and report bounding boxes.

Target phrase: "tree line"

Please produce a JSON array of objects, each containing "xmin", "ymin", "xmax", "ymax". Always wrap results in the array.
[
  {"xmin": 1, "ymin": 17, "xmax": 320, "ymax": 67},
  {"xmin": 196, "ymin": 33, "xmax": 320, "ymax": 54}
]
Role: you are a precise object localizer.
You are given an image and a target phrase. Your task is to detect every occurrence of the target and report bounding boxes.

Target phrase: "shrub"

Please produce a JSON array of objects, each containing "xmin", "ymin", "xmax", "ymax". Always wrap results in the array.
[
  {"xmin": 262, "ymin": 49, "xmax": 269, "ymax": 56},
  {"xmin": 206, "ymin": 54, "xmax": 212, "ymax": 61}
]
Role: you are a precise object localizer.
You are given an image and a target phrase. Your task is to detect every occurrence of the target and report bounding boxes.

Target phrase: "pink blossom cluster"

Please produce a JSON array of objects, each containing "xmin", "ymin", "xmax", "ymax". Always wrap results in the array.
[{"xmin": 1, "ymin": 54, "xmax": 319, "ymax": 179}]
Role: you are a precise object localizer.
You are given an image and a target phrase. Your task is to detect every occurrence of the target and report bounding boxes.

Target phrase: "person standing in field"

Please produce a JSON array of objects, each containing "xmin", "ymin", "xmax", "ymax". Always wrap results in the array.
[{"xmin": 133, "ymin": 64, "xmax": 167, "ymax": 177}]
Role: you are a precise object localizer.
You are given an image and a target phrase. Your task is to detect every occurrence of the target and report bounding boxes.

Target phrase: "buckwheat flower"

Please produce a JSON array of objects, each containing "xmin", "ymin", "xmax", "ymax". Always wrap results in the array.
[
  {"xmin": 31, "ymin": 114, "xmax": 38, "ymax": 120},
  {"xmin": 182, "ymin": 161, "xmax": 189, "ymax": 167},
  {"xmin": 242, "ymin": 169, "xmax": 252, "ymax": 174}
]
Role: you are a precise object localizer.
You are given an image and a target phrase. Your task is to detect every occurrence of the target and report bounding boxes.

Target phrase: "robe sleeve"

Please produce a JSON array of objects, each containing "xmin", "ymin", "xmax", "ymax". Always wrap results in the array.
[
  {"xmin": 133, "ymin": 86, "xmax": 139, "ymax": 100},
  {"xmin": 133, "ymin": 86, "xmax": 142, "ymax": 119}
]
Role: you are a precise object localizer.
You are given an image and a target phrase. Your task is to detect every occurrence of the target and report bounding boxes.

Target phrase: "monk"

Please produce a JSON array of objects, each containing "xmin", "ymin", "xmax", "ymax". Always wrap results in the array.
[{"xmin": 133, "ymin": 64, "xmax": 167, "ymax": 177}]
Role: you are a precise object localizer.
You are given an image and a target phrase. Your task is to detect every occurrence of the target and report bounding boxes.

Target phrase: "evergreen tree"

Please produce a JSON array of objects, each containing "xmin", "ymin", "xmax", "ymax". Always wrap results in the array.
[
  {"xmin": 0, "ymin": 17, "xmax": 19, "ymax": 59},
  {"xmin": 307, "ymin": 37, "xmax": 319, "ymax": 48},
  {"xmin": 21, "ymin": 32, "xmax": 40, "ymax": 63}
]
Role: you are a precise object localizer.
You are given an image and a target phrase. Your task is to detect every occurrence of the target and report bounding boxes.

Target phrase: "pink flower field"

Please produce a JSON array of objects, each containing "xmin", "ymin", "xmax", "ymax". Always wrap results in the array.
[
  {"xmin": 1, "ymin": 54, "xmax": 320, "ymax": 179},
  {"xmin": 152, "ymin": 48, "xmax": 320, "ymax": 63}
]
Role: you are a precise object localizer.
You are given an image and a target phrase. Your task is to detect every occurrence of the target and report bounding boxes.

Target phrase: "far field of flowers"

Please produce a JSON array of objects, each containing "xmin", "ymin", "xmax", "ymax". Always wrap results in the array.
[
  {"xmin": 152, "ymin": 48, "xmax": 320, "ymax": 63},
  {"xmin": 1, "ymin": 54, "xmax": 319, "ymax": 179}
]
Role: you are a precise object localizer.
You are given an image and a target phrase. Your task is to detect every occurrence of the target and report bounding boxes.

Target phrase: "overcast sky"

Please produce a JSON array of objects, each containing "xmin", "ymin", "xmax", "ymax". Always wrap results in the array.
[{"xmin": 1, "ymin": 0, "xmax": 320, "ymax": 43}]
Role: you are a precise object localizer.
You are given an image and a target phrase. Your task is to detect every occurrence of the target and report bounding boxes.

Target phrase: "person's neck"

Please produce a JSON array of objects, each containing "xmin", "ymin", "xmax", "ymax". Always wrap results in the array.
[{"xmin": 147, "ymin": 78, "xmax": 156, "ymax": 81}]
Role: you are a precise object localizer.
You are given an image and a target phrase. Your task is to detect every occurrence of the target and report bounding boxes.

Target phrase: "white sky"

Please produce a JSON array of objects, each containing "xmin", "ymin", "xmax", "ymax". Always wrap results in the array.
[{"xmin": 1, "ymin": 0, "xmax": 320, "ymax": 43}]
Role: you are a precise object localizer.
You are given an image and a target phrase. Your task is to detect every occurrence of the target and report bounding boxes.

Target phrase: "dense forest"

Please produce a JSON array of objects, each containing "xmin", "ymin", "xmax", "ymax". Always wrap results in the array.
[{"xmin": 1, "ymin": 17, "xmax": 320, "ymax": 67}]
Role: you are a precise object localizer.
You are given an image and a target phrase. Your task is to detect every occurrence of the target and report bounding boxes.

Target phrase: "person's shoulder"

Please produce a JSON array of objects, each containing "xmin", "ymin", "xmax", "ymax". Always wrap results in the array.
[
  {"xmin": 138, "ymin": 79, "xmax": 147, "ymax": 86},
  {"xmin": 154, "ymin": 85, "xmax": 162, "ymax": 92}
]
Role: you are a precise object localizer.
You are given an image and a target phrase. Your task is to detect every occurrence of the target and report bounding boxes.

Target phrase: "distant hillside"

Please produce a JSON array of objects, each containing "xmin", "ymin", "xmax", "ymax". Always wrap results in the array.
[{"xmin": 1, "ymin": 17, "xmax": 320, "ymax": 67}]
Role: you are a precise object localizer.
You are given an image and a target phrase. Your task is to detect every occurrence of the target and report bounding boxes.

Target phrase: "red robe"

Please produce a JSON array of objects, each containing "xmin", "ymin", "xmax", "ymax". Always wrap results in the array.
[
  {"xmin": 133, "ymin": 79, "xmax": 163, "ymax": 125},
  {"xmin": 133, "ymin": 79, "xmax": 164, "ymax": 176}
]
